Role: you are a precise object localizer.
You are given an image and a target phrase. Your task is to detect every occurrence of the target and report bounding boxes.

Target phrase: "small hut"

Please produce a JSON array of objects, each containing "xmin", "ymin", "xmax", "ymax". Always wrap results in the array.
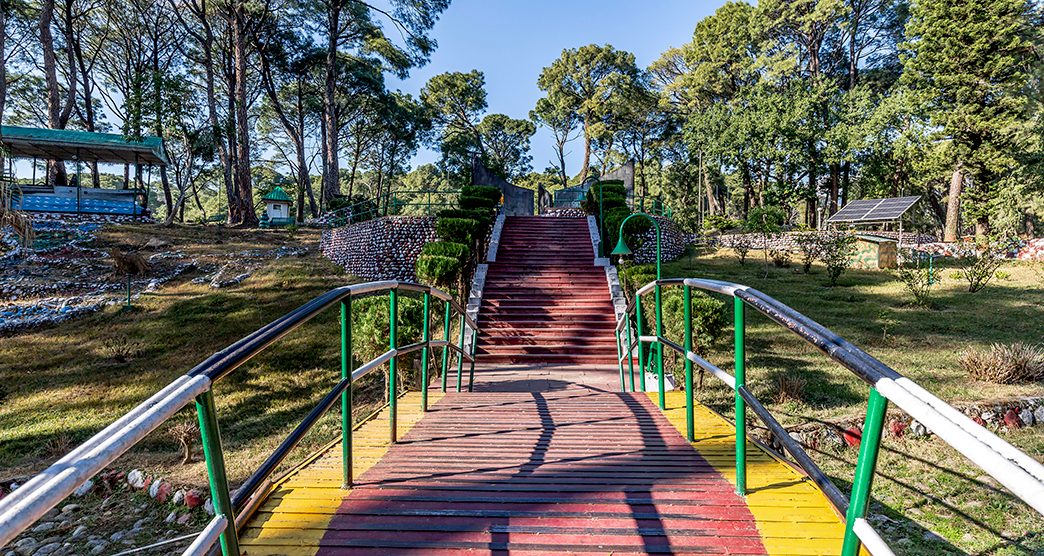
[{"xmin": 261, "ymin": 187, "xmax": 294, "ymax": 227}]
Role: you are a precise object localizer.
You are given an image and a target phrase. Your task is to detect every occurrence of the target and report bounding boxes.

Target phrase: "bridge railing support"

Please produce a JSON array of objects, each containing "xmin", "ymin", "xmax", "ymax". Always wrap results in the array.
[
  {"xmin": 0, "ymin": 281, "xmax": 479, "ymax": 555},
  {"xmin": 615, "ymin": 276, "xmax": 1044, "ymax": 556}
]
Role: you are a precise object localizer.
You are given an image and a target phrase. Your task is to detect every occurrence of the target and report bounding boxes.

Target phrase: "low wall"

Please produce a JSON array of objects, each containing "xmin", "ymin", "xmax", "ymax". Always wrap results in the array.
[
  {"xmin": 320, "ymin": 216, "xmax": 436, "ymax": 280},
  {"xmin": 633, "ymin": 216, "xmax": 686, "ymax": 264}
]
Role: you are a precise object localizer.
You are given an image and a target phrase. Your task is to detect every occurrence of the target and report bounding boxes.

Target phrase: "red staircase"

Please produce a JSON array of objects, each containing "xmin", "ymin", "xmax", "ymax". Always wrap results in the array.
[{"xmin": 477, "ymin": 216, "xmax": 619, "ymax": 365}]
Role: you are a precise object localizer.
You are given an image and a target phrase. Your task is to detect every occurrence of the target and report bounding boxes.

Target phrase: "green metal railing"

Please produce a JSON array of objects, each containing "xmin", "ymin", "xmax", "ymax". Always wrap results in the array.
[
  {"xmin": 633, "ymin": 195, "xmax": 672, "ymax": 218},
  {"xmin": 324, "ymin": 189, "xmax": 460, "ymax": 227},
  {"xmin": 616, "ymin": 277, "xmax": 1044, "ymax": 555},
  {"xmin": 0, "ymin": 281, "xmax": 479, "ymax": 555}
]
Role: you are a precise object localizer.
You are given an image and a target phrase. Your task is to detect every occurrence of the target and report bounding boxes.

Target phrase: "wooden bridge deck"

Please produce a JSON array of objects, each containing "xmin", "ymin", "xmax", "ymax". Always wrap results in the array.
[{"xmin": 240, "ymin": 383, "xmax": 845, "ymax": 555}]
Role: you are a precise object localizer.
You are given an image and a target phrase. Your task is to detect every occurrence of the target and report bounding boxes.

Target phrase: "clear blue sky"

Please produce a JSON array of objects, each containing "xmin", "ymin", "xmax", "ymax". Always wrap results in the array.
[{"xmin": 388, "ymin": 0, "xmax": 726, "ymax": 173}]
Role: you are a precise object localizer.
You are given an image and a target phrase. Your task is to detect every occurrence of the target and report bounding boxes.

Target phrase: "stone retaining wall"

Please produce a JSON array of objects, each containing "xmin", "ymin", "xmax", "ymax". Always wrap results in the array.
[
  {"xmin": 633, "ymin": 216, "xmax": 685, "ymax": 264},
  {"xmin": 320, "ymin": 216, "xmax": 436, "ymax": 280}
]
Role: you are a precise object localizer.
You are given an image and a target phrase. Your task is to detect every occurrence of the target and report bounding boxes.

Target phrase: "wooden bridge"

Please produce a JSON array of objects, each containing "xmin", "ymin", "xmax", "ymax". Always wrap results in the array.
[
  {"xmin": 238, "ymin": 217, "xmax": 844, "ymax": 554},
  {"xmin": 3, "ymin": 216, "xmax": 1042, "ymax": 556}
]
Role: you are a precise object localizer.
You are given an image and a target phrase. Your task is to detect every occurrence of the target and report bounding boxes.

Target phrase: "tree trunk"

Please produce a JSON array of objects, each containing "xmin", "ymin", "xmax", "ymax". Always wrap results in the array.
[
  {"xmin": 828, "ymin": 162, "xmax": 840, "ymax": 215},
  {"xmin": 579, "ymin": 117, "xmax": 591, "ymax": 184},
  {"xmin": 944, "ymin": 164, "xmax": 963, "ymax": 242},
  {"xmin": 231, "ymin": 2, "xmax": 255, "ymax": 226},
  {"xmin": 321, "ymin": 6, "xmax": 341, "ymax": 205},
  {"xmin": 40, "ymin": 0, "xmax": 67, "ymax": 186}
]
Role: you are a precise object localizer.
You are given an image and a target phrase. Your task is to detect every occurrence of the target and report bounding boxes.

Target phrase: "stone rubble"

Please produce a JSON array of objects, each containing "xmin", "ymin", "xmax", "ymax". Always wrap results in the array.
[{"xmin": 1, "ymin": 218, "xmax": 308, "ymax": 335}]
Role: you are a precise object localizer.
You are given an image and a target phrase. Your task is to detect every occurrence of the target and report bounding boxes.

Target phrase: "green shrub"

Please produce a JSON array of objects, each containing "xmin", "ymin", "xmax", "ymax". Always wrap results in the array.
[
  {"xmin": 895, "ymin": 264, "xmax": 936, "ymax": 307},
  {"xmin": 959, "ymin": 343, "xmax": 1044, "ymax": 384},
  {"xmin": 460, "ymin": 194, "xmax": 498, "ymax": 211},
  {"xmin": 594, "ymin": 182, "xmax": 626, "ymax": 196},
  {"xmin": 819, "ymin": 232, "xmax": 857, "ymax": 286},
  {"xmin": 415, "ymin": 255, "xmax": 462, "ymax": 289},
  {"xmin": 461, "ymin": 185, "xmax": 502, "ymax": 205},
  {"xmin": 438, "ymin": 208, "xmax": 490, "ymax": 222},
  {"xmin": 703, "ymin": 215, "xmax": 742, "ymax": 233},
  {"xmin": 604, "ymin": 207, "xmax": 649, "ymax": 254},
  {"xmin": 436, "ymin": 217, "xmax": 480, "ymax": 244},
  {"xmin": 421, "ymin": 241, "xmax": 470, "ymax": 260}
]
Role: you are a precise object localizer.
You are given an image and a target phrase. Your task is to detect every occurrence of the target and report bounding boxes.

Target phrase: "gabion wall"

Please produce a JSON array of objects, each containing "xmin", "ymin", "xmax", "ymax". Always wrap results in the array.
[{"xmin": 320, "ymin": 216, "xmax": 436, "ymax": 280}]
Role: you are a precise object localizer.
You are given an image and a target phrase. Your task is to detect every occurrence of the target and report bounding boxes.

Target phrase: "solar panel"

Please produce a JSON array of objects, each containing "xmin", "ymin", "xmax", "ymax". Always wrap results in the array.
[{"xmin": 827, "ymin": 196, "xmax": 921, "ymax": 223}]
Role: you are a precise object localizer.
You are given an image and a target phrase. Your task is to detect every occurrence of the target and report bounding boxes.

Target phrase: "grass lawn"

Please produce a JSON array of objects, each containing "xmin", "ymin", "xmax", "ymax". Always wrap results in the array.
[
  {"xmin": 631, "ymin": 247, "xmax": 1044, "ymax": 554},
  {"xmin": 0, "ymin": 225, "xmax": 394, "ymax": 488}
]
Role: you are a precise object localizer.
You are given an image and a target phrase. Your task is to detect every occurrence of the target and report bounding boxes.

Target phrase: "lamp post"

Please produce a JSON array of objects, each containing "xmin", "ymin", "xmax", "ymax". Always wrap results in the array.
[{"xmin": 611, "ymin": 212, "xmax": 666, "ymax": 408}]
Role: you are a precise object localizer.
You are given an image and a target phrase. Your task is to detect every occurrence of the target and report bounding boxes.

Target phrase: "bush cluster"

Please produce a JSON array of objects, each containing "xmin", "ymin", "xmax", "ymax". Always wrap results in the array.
[
  {"xmin": 415, "ymin": 255, "xmax": 462, "ymax": 289},
  {"xmin": 959, "ymin": 343, "xmax": 1044, "ymax": 384},
  {"xmin": 421, "ymin": 241, "xmax": 470, "ymax": 261}
]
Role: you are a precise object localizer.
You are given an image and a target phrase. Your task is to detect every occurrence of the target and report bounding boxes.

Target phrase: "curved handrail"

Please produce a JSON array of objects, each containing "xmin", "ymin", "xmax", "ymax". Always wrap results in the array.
[
  {"xmin": 0, "ymin": 281, "xmax": 479, "ymax": 554},
  {"xmin": 616, "ymin": 277, "xmax": 1044, "ymax": 555}
]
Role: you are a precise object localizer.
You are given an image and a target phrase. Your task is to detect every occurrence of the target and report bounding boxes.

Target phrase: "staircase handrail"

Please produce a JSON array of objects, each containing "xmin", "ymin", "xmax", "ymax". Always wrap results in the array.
[
  {"xmin": 616, "ymin": 276, "xmax": 1044, "ymax": 556},
  {"xmin": 0, "ymin": 281, "xmax": 480, "ymax": 555}
]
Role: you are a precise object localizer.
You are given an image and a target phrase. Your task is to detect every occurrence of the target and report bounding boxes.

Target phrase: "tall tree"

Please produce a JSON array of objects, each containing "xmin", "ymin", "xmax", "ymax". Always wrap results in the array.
[
  {"xmin": 902, "ymin": 0, "xmax": 1039, "ymax": 240},
  {"xmin": 536, "ymin": 44, "xmax": 639, "ymax": 183},
  {"xmin": 421, "ymin": 69, "xmax": 487, "ymax": 179},
  {"xmin": 530, "ymin": 93, "xmax": 578, "ymax": 188},
  {"xmin": 476, "ymin": 113, "xmax": 536, "ymax": 180}
]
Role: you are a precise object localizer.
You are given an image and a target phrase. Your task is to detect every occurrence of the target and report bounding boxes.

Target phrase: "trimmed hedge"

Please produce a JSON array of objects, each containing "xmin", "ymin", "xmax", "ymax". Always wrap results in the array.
[
  {"xmin": 436, "ymin": 217, "xmax": 481, "ymax": 244},
  {"xmin": 438, "ymin": 208, "xmax": 490, "ymax": 222},
  {"xmin": 462, "ymin": 185, "xmax": 502, "ymax": 205},
  {"xmin": 421, "ymin": 241, "xmax": 470, "ymax": 260},
  {"xmin": 594, "ymin": 182, "xmax": 627, "ymax": 196},
  {"xmin": 460, "ymin": 194, "xmax": 498, "ymax": 211},
  {"xmin": 603, "ymin": 206, "xmax": 650, "ymax": 253},
  {"xmin": 416, "ymin": 255, "xmax": 462, "ymax": 288}
]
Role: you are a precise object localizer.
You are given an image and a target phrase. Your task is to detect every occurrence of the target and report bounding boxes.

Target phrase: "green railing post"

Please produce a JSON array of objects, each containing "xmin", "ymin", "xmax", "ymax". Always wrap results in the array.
[
  {"xmin": 683, "ymin": 285, "xmax": 695, "ymax": 442},
  {"xmin": 420, "ymin": 292, "xmax": 431, "ymax": 411},
  {"xmin": 655, "ymin": 283, "xmax": 665, "ymax": 409},
  {"xmin": 841, "ymin": 387, "xmax": 889, "ymax": 556},
  {"xmin": 625, "ymin": 314, "xmax": 636, "ymax": 392},
  {"xmin": 635, "ymin": 295, "xmax": 646, "ymax": 392},
  {"xmin": 340, "ymin": 298, "xmax": 353, "ymax": 488},
  {"xmin": 194, "ymin": 390, "xmax": 240, "ymax": 556},
  {"xmin": 467, "ymin": 325, "xmax": 477, "ymax": 392},
  {"xmin": 455, "ymin": 314, "xmax": 465, "ymax": 392},
  {"xmin": 441, "ymin": 301, "xmax": 451, "ymax": 392},
  {"xmin": 388, "ymin": 288, "xmax": 398, "ymax": 443},
  {"xmin": 734, "ymin": 296, "xmax": 747, "ymax": 496},
  {"xmin": 615, "ymin": 327, "xmax": 625, "ymax": 391}
]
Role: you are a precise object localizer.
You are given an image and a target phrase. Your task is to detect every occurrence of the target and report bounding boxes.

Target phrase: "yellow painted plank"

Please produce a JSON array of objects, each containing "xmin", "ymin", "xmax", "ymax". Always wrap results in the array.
[
  {"xmin": 652, "ymin": 391, "xmax": 850, "ymax": 555},
  {"xmin": 240, "ymin": 391, "xmax": 442, "ymax": 556}
]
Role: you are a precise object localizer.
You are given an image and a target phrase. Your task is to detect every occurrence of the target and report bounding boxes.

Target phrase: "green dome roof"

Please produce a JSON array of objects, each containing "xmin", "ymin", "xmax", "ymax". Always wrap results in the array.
[{"xmin": 262, "ymin": 186, "xmax": 293, "ymax": 203}]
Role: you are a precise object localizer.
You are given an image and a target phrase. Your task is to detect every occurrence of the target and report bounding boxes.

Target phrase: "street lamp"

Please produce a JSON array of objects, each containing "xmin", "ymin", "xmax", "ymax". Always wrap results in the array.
[{"xmin": 611, "ymin": 212, "xmax": 666, "ymax": 408}]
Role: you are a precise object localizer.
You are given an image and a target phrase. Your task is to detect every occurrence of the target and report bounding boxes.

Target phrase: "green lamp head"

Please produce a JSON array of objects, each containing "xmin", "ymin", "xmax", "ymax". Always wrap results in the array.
[{"xmin": 611, "ymin": 236, "xmax": 632, "ymax": 256}]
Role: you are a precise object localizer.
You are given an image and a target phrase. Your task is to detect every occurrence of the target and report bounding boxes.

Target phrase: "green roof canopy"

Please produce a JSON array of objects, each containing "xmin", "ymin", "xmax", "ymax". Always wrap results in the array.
[
  {"xmin": 262, "ymin": 186, "xmax": 293, "ymax": 203},
  {"xmin": 0, "ymin": 125, "xmax": 167, "ymax": 166}
]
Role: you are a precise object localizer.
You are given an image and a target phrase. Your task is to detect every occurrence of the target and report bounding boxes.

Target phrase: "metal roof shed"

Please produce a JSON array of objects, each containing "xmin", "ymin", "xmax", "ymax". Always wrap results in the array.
[{"xmin": 0, "ymin": 125, "xmax": 168, "ymax": 166}]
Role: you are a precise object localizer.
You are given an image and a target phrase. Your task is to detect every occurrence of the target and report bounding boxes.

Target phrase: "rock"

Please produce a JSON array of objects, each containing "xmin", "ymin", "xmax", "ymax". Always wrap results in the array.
[
  {"xmin": 980, "ymin": 410, "xmax": 996, "ymax": 423},
  {"xmin": 165, "ymin": 511, "xmax": 178, "ymax": 524},
  {"xmin": 71, "ymin": 480, "xmax": 93, "ymax": 498},
  {"xmin": 822, "ymin": 429, "xmax": 845, "ymax": 448},
  {"xmin": 1003, "ymin": 409, "xmax": 1023, "ymax": 429},
  {"xmin": 909, "ymin": 420, "xmax": 928, "ymax": 437},
  {"xmin": 842, "ymin": 426, "xmax": 862, "ymax": 448},
  {"xmin": 1035, "ymin": 406, "xmax": 1044, "ymax": 425},
  {"xmin": 32, "ymin": 543, "xmax": 61, "ymax": 556},
  {"xmin": 88, "ymin": 542, "xmax": 108, "ymax": 555},
  {"xmin": 12, "ymin": 537, "xmax": 37, "ymax": 556},
  {"xmin": 60, "ymin": 504, "xmax": 80, "ymax": 514},
  {"xmin": 70, "ymin": 526, "xmax": 88, "ymax": 539},
  {"xmin": 1020, "ymin": 408, "xmax": 1035, "ymax": 427},
  {"xmin": 171, "ymin": 489, "xmax": 185, "ymax": 505},
  {"xmin": 788, "ymin": 431, "xmax": 803, "ymax": 446},
  {"xmin": 922, "ymin": 531, "xmax": 944, "ymax": 543},
  {"xmin": 204, "ymin": 498, "xmax": 214, "ymax": 516},
  {"xmin": 145, "ymin": 237, "xmax": 171, "ymax": 249},
  {"xmin": 108, "ymin": 531, "xmax": 126, "ymax": 543},
  {"xmin": 149, "ymin": 480, "xmax": 171, "ymax": 502},
  {"xmin": 31, "ymin": 522, "xmax": 57, "ymax": 534},
  {"xmin": 176, "ymin": 514, "xmax": 190, "ymax": 525},
  {"xmin": 183, "ymin": 489, "xmax": 203, "ymax": 509},
  {"xmin": 126, "ymin": 469, "xmax": 146, "ymax": 489},
  {"xmin": 887, "ymin": 419, "xmax": 907, "ymax": 438}
]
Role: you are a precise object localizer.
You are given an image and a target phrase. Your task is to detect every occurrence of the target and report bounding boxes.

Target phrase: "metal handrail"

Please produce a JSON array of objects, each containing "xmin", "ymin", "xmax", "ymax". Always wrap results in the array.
[
  {"xmin": 0, "ymin": 281, "xmax": 479, "ymax": 554},
  {"xmin": 616, "ymin": 277, "xmax": 1044, "ymax": 556}
]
